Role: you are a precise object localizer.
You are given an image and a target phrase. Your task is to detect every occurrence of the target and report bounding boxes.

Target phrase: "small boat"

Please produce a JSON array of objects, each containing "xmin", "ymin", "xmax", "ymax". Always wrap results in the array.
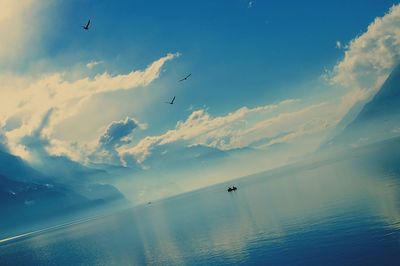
[{"xmin": 227, "ymin": 186, "xmax": 237, "ymax": 192}]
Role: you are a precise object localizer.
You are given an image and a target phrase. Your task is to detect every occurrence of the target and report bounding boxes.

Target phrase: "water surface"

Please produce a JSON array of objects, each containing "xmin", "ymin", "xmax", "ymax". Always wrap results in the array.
[{"xmin": 1, "ymin": 144, "xmax": 400, "ymax": 265}]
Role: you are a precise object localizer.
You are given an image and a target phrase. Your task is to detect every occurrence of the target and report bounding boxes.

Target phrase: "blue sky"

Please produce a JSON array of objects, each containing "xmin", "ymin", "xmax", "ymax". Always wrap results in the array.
[
  {"xmin": 43, "ymin": 1, "xmax": 396, "ymax": 103},
  {"xmin": 39, "ymin": 0, "xmax": 397, "ymax": 130},
  {"xmin": 1, "ymin": 1, "xmax": 400, "ymax": 198}
]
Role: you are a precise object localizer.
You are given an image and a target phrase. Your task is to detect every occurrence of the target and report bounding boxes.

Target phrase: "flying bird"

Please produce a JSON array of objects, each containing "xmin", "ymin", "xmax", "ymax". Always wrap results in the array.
[
  {"xmin": 81, "ymin": 19, "xmax": 91, "ymax": 30},
  {"xmin": 179, "ymin": 73, "xmax": 191, "ymax": 82},
  {"xmin": 165, "ymin": 96, "xmax": 176, "ymax": 105}
]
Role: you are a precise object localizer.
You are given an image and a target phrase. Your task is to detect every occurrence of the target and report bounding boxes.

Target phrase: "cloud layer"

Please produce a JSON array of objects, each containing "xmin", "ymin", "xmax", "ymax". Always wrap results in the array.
[
  {"xmin": 1, "ymin": 53, "xmax": 178, "ymax": 161},
  {"xmin": 1, "ymin": 2, "xmax": 400, "ymax": 180},
  {"xmin": 92, "ymin": 117, "xmax": 143, "ymax": 165},
  {"xmin": 116, "ymin": 4, "xmax": 400, "ymax": 167},
  {"xmin": 118, "ymin": 99, "xmax": 337, "ymax": 165},
  {"xmin": 99, "ymin": 117, "xmax": 140, "ymax": 150},
  {"xmin": 331, "ymin": 4, "xmax": 400, "ymax": 113}
]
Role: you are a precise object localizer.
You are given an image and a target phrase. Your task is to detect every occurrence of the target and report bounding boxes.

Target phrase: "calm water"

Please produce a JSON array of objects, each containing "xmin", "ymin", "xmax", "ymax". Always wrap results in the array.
[{"xmin": 1, "ymin": 147, "xmax": 400, "ymax": 265}]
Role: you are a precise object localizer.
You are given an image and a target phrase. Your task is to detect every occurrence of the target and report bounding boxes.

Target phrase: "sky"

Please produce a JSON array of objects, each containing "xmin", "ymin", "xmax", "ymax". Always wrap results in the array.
[{"xmin": 1, "ymin": 1, "xmax": 400, "ymax": 198}]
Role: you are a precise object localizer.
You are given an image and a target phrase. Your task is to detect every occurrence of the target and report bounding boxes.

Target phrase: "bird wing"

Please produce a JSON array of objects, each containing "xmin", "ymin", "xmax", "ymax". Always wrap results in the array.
[
  {"xmin": 179, "ymin": 74, "xmax": 191, "ymax": 82},
  {"xmin": 86, "ymin": 19, "xmax": 91, "ymax": 27},
  {"xmin": 172, "ymin": 96, "xmax": 176, "ymax": 103}
]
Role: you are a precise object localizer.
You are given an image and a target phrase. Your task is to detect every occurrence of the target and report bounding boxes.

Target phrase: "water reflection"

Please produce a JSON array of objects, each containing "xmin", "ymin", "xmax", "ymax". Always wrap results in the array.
[{"xmin": 1, "ymin": 153, "xmax": 400, "ymax": 265}]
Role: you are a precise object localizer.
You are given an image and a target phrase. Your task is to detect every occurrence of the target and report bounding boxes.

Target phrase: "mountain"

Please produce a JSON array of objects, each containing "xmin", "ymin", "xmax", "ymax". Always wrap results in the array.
[
  {"xmin": 30, "ymin": 155, "xmax": 108, "ymax": 184},
  {"xmin": 142, "ymin": 142, "xmax": 229, "ymax": 171},
  {"xmin": 0, "ymin": 174, "xmax": 87, "ymax": 223},
  {"xmin": 354, "ymin": 64, "xmax": 400, "ymax": 122},
  {"xmin": 0, "ymin": 150, "xmax": 46, "ymax": 183},
  {"xmin": 0, "ymin": 149, "xmax": 125, "ymax": 229},
  {"xmin": 324, "ymin": 63, "xmax": 400, "ymax": 148}
]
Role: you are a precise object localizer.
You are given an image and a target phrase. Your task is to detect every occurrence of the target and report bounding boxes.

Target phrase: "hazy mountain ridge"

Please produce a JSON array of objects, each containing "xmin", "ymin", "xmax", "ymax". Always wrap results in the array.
[
  {"xmin": 0, "ymin": 149, "xmax": 125, "ymax": 229},
  {"xmin": 323, "ymin": 63, "xmax": 400, "ymax": 149}
]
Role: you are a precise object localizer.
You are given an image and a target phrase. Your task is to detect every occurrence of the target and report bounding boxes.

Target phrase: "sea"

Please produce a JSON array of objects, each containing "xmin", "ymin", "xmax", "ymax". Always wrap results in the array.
[{"xmin": 1, "ymin": 139, "xmax": 400, "ymax": 265}]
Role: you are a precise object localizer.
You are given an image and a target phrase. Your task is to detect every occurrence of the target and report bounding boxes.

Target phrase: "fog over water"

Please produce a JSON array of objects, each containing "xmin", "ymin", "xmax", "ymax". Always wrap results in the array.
[{"xmin": 1, "ymin": 138, "xmax": 399, "ymax": 265}]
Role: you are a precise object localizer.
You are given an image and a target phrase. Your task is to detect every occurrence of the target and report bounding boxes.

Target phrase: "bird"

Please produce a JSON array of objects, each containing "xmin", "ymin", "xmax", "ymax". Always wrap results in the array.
[
  {"xmin": 165, "ymin": 96, "xmax": 176, "ymax": 105},
  {"xmin": 179, "ymin": 73, "xmax": 191, "ymax": 82},
  {"xmin": 81, "ymin": 19, "xmax": 91, "ymax": 30}
]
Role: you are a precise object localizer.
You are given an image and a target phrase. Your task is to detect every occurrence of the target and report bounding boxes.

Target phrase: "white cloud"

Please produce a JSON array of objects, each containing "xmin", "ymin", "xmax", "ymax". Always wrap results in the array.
[
  {"xmin": 118, "ymin": 99, "xmax": 338, "ymax": 164},
  {"xmin": 330, "ymin": 4, "xmax": 400, "ymax": 114},
  {"xmin": 98, "ymin": 117, "xmax": 141, "ymax": 149},
  {"xmin": 239, "ymin": 102, "xmax": 335, "ymax": 146},
  {"xmin": 2, "ymin": 2, "xmax": 399, "ymax": 175},
  {"xmin": 391, "ymin": 127, "xmax": 400, "ymax": 134},
  {"xmin": 0, "ymin": 127, "xmax": 8, "ymax": 151},
  {"xmin": 119, "ymin": 100, "xmax": 297, "ymax": 163},
  {"xmin": 66, "ymin": 3, "xmax": 400, "ymax": 168},
  {"xmin": 91, "ymin": 117, "xmax": 145, "ymax": 164},
  {"xmin": 0, "ymin": 53, "xmax": 179, "ymax": 160},
  {"xmin": 86, "ymin": 60, "xmax": 103, "ymax": 69}
]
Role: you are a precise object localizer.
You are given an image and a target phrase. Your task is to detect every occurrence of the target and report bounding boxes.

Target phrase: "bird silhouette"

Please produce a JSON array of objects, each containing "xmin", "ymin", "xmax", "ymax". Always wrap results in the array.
[
  {"xmin": 81, "ymin": 19, "xmax": 91, "ymax": 30},
  {"xmin": 179, "ymin": 73, "xmax": 191, "ymax": 82},
  {"xmin": 165, "ymin": 96, "xmax": 176, "ymax": 105}
]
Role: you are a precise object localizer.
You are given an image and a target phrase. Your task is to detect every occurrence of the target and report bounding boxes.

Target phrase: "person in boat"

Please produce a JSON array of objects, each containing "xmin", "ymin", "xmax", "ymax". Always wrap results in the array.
[{"xmin": 227, "ymin": 186, "xmax": 237, "ymax": 192}]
